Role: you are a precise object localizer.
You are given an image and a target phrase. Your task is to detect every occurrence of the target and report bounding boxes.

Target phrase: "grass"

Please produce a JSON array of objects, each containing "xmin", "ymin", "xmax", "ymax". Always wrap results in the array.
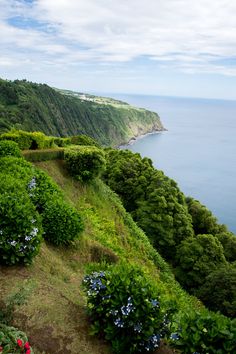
[{"xmin": 0, "ymin": 160, "xmax": 201, "ymax": 354}]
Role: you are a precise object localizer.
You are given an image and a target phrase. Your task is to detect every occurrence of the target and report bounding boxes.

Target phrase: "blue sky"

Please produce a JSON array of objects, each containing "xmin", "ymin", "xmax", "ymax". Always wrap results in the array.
[{"xmin": 1, "ymin": 0, "xmax": 236, "ymax": 100}]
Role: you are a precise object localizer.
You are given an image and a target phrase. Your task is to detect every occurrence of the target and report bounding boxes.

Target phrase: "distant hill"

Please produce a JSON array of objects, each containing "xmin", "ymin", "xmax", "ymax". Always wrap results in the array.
[{"xmin": 0, "ymin": 78, "xmax": 164, "ymax": 146}]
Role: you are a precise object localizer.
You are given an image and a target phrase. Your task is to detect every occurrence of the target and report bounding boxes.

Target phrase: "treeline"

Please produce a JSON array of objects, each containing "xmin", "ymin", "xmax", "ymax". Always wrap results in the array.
[
  {"xmin": 0, "ymin": 78, "xmax": 163, "ymax": 146},
  {"xmin": 103, "ymin": 149, "xmax": 236, "ymax": 318}
]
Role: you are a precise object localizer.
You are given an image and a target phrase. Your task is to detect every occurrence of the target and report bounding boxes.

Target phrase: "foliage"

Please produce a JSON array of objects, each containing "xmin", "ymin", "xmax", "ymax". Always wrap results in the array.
[
  {"xmin": 0, "ymin": 78, "xmax": 163, "ymax": 146},
  {"xmin": 170, "ymin": 310, "xmax": 236, "ymax": 353},
  {"xmin": 42, "ymin": 197, "xmax": 84, "ymax": 245},
  {"xmin": 175, "ymin": 235, "xmax": 227, "ymax": 291},
  {"xmin": 0, "ymin": 140, "xmax": 21, "ymax": 158},
  {"xmin": 0, "ymin": 174, "xmax": 42, "ymax": 265},
  {"xmin": 0, "ymin": 129, "xmax": 54, "ymax": 150},
  {"xmin": 197, "ymin": 264, "xmax": 236, "ymax": 318},
  {"xmin": 83, "ymin": 264, "xmax": 176, "ymax": 354},
  {"xmin": 0, "ymin": 323, "xmax": 34, "ymax": 354},
  {"xmin": 186, "ymin": 197, "xmax": 227, "ymax": 235},
  {"xmin": 216, "ymin": 232, "xmax": 236, "ymax": 263},
  {"xmin": 71, "ymin": 134, "xmax": 100, "ymax": 147},
  {"xmin": 65, "ymin": 145, "xmax": 106, "ymax": 181},
  {"xmin": 104, "ymin": 149, "xmax": 194, "ymax": 260},
  {"xmin": 53, "ymin": 137, "xmax": 71, "ymax": 147}
]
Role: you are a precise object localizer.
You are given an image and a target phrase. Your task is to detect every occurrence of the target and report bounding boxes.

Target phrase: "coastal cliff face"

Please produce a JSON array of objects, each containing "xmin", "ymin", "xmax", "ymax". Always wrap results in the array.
[{"xmin": 0, "ymin": 79, "xmax": 164, "ymax": 146}]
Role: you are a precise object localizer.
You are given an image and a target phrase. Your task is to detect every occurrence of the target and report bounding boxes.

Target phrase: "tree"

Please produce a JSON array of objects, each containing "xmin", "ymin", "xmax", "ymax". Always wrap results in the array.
[
  {"xmin": 197, "ymin": 264, "xmax": 236, "ymax": 318},
  {"xmin": 175, "ymin": 234, "xmax": 227, "ymax": 292}
]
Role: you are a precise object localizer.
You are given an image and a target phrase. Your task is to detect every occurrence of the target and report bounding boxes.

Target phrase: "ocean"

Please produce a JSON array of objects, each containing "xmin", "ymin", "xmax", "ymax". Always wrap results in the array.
[{"xmin": 110, "ymin": 94, "xmax": 236, "ymax": 234}]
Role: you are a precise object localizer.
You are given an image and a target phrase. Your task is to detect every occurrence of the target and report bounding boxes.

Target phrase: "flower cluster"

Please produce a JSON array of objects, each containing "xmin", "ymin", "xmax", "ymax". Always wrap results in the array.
[
  {"xmin": 83, "ymin": 266, "xmax": 174, "ymax": 354},
  {"xmin": 17, "ymin": 338, "xmax": 32, "ymax": 354},
  {"xmin": 0, "ymin": 338, "xmax": 33, "ymax": 353}
]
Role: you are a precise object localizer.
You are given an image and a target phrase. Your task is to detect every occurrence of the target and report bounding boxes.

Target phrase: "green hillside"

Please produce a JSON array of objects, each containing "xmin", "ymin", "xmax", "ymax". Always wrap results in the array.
[
  {"xmin": 0, "ymin": 79, "xmax": 164, "ymax": 146},
  {"xmin": 0, "ymin": 138, "xmax": 235, "ymax": 354}
]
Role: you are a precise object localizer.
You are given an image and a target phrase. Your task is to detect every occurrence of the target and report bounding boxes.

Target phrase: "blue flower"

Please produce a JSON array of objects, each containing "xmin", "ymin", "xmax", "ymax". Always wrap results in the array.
[{"xmin": 170, "ymin": 332, "xmax": 179, "ymax": 340}]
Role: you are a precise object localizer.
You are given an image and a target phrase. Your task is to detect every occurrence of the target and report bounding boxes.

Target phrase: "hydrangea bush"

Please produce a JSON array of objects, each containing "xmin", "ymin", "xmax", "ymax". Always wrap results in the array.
[
  {"xmin": 169, "ymin": 310, "xmax": 236, "ymax": 354},
  {"xmin": 0, "ymin": 176, "xmax": 42, "ymax": 265},
  {"xmin": 0, "ymin": 323, "xmax": 34, "ymax": 354},
  {"xmin": 42, "ymin": 197, "xmax": 84, "ymax": 245},
  {"xmin": 83, "ymin": 264, "xmax": 174, "ymax": 354}
]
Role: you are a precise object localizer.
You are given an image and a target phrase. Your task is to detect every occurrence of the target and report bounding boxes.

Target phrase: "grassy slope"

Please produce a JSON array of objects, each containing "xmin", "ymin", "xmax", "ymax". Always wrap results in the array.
[{"xmin": 0, "ymin": 160, "xmax": 200, "ymax": 354}]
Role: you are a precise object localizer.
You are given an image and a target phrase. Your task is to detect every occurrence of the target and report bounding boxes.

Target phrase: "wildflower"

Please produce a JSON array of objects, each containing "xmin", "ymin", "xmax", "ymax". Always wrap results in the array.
[
  {"xmin": 28, "ymin": 177, "xmax": 36, "ymax": 190},
  {"xmin": 0, "ymin": 346, "xmax": 3, "ymax": 352},
  {"xmin": 17, "ymin": 339, "xmax": 23, "ymax": 347},
  {"xmin": 25, "ymin": 349, "xmax": 31, "ymax": 354}
]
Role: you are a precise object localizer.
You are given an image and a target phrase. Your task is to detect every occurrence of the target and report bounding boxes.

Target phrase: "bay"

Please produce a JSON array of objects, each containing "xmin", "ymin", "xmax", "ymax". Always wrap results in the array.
[{"xmin": 110, "ymin": 94, "xmax": 236, "ymax": 234}]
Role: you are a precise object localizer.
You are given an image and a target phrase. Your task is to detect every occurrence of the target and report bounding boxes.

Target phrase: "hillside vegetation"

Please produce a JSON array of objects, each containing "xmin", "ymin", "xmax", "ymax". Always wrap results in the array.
[
  {"xmin": 0, "ymin": 135, "xmax": 235, "ymax": 354},
  {"xmin": 0, "ymin": 78, "xmax": 164, "ymax": 146}
]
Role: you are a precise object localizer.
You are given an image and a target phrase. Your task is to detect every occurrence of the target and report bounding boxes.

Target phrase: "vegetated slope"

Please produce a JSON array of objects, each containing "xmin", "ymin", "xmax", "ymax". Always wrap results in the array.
[
  {"xmin": 0, "ymin": 159, "xmax": 201, "ymax": 354},
  {"xmin": 0, "ymin": 79, "xmax": 164, "ymax": 146}
]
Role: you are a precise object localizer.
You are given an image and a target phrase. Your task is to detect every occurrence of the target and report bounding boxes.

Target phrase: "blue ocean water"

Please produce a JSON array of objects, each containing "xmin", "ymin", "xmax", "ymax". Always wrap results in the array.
[{"xmin": 111, "ymin": 94, "xmax": 236, "ymax": 234}]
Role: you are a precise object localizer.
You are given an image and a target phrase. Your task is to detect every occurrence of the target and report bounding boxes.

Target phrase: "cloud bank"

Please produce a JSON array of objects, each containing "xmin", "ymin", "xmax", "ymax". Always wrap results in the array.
[{"xmin": 1, "ymin": 0, "xmax": 236, "ymax": 77}]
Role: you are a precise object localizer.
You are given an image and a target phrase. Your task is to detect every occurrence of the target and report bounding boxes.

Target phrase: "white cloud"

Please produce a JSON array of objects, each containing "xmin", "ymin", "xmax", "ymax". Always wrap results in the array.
[{"xmin": 1, "ymin": 0, "xmax": 236, "ymax": 76}]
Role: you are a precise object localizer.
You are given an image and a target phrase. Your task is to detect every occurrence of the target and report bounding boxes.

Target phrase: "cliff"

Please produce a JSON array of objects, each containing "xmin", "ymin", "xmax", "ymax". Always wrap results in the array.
[{"xmin": 0, "ymin": 79, "xmax": 164, "ymax": 146}]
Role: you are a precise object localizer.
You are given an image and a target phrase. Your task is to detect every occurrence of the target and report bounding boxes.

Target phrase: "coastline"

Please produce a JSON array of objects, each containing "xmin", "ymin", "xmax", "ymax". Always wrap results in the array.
[{"xmin": 118, "ymin": 127, "xmax": 167, "ymax": 149}]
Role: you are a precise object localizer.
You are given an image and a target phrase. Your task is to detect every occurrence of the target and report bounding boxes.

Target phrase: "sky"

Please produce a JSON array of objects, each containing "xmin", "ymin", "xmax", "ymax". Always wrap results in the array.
[{"xmin": 1, "ymin": 0, "xmax": 236, "ymax": 99}]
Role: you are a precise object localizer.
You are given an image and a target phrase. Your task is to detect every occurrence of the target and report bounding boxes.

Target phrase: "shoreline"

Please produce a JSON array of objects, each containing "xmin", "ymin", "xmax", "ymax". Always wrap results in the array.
[{"xmin": 118, "ymin": 128, "xmax": 167, "ymax": 149}]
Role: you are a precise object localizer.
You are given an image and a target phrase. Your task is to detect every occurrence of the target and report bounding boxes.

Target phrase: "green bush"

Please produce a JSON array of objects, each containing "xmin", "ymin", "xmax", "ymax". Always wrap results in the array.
[
  {"xmin": 71, "ymin": 134, "xmax": 100, "ymax": 147},
  {"xmin": 0, "ymin": 140, "xmax": 21, "ymax": 158},
  {"xmin": 170, "ymin": 310, "xmax": 236, "ymax": 353},
  {"xmin": 0, "ymin": 175, "xmax": 43, "ymax": 265},
  {"xmin": 197, "ymin": 264, "xmax": 236, "ymax": 318},
  {"xmin": 53, "ymin": 137, "xmax": 72, "ymax": 147},
  {"xmin": 42, "ymin": 197, "xmax": 84, "ymax": 245},
  {"xmin": 0, "ymin": 130, "xmax": 54, "ymax": 150},
  {"xmin": 83, "ymin": 264, "xmax": 175, "ymax": 354},
  {"xmin": 65, "ymin": 145, "xmax": 106, "ymax": 181},
  {"xmin": 175, "ymin": 234, "xmax": 227, "ymax": 292},
  {"xmin": 0, "ymin": 323, "xmax": 34, "ymax": 354},
  {"xmin": 28, "ymin": 169, "xmax": 63, "ymax": 213}
]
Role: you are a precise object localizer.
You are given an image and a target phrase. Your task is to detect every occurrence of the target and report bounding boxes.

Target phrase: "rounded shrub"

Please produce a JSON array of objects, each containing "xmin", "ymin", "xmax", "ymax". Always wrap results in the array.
[
  {"xmin": 0, "ymin": 323, "xmax": 34, "ymax": 354},
  {"xmin": 0, "ymin": 140, "xmax": 21, "ymax": 158},
  {"xmin": 42, "ymin": 197, "xmax": 84, "ymax": 245},
  {"xmin": 83, "ymin": 264, "xmax": 175, "ymax": 354},
  {"xmin": 28, "ymin": 168, "xmax": 63, "ymax": 213},
  {"xmin": 170, "ymin": 309, "xmax": 236, "ymax": 354},
  {"xmin": 64, "ymin": 145, "xmax": 106, "ymax": 181},
  {"xmin": 0, "ymin": 176, "xmax": 43, "ymax": 265}
]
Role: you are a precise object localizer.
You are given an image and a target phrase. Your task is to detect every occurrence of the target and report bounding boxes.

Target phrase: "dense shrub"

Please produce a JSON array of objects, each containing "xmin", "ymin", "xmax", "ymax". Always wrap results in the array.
[
  {"xmin": 0, "ymin": 130, "xmax": 54, "ymax": 150},
  {"xmin": 42, "ymin": 197, "xmax": 84, "ymax": 245},
  {"xmin": 70, "ymin": 134, "xmax": 100, "ymax": 147},
  {"xmin": 175, "ymin": 234, "xmax": 227, "ymax": 291},
  {"xmin": 0, "ymin": 140, "xmax": 21, "ymax": 157},
  {"xmin": 83, "ymin": 264, "xmax": 175, "ymax": 354},
  {"xmin": 216, "ymin": 232, "xmax": 236, "ymax": 263},
  {"xmin": 0, "ymin": 323, "xmax": 34, "ymax": 354},
  {"xmin": 104, "ymin": 149, "xmax": 194, "ymax": 260},
  {"xmin": 186, "ymin": 197, "xmax": 227, "ymax": 235},
  {"xmin": 53, "ymin": 137, "xmax": 71, "ymax": 147},
  {"xmin": 170, "ymin": 310, "xmax": 236, "ymax": 353},
  {"xmin": 30, "ymin": 170, "xmax": 62, "ymax": 211},
  {"xmin": 0, "ymin": 175, "xmax": 42, "ymax": 265},
  {"xmin": 65, "ymin": 145, "xmax": 106, "ymax": 181},
  {"xmin": 197, "ymin": 264, "xmax": 236, "ymax": 318}
]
